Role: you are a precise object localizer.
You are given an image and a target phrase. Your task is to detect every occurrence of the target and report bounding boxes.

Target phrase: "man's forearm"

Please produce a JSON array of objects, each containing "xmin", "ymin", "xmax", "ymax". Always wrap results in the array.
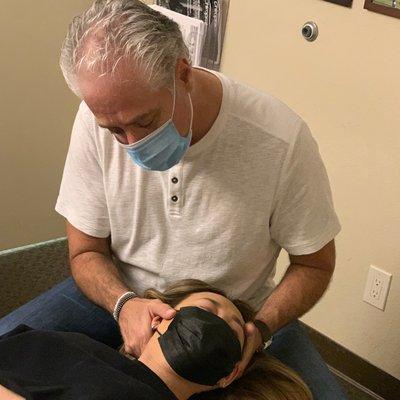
[
  {"xmin": 255, "ymin": 263, "xmax": 333, "ymax": 334},
  {"xmin": 71, "ymin": 252, "xmax": 131, "ymax": 314}
]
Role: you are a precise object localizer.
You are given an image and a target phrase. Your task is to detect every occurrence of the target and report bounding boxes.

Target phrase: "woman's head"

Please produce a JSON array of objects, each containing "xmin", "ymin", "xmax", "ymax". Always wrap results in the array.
[
  {"xmin": 151, "ymin": 288, "xmax": 251, "ymax": 351},
  {"xmin": 139, "ymin": 278, "xmax": 313, "ymax": 399},
  {"xmin": 145, "ymin": 279, "xmax": 255, "ymax": 347},
  {"xmin": 141, "ymin": 279, "xmax": 255, "ymax": 391}
]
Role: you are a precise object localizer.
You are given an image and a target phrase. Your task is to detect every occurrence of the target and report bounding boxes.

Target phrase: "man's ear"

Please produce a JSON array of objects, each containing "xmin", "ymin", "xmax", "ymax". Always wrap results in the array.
[
  {"xmin": 176, "ymin": 58, "xmax": 193, "ymax": 91},
  {"xmin": 217, "ymin": 362, "xmax": 241, "ymax": 388}
]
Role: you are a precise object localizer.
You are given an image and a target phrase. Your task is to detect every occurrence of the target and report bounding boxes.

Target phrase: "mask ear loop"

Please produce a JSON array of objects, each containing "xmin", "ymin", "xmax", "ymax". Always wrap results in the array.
[
  {"xmin": 170, "ymin": 75, "xmax": 177, "ymax": 121},
  {"xmin": 187, "ymin": 92, "xmax": 194, "ymax": 134},
  {"xmin": 171, "ymin": 74, "xmax": 193, "ymax": 137},
  {"xmin": 154, "ymin": 328, "xmax": 162, "ymax": 336}
]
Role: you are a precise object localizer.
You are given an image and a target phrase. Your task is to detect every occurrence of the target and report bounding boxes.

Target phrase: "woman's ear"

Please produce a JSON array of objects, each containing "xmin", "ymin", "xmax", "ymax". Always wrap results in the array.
[
  {"xmin": 217, "ymin": 362, "xmax": 242, "ymax": 388},
  {"xmin": 151, "ymin": 316, "xmax": 162, "ymax": 330}
]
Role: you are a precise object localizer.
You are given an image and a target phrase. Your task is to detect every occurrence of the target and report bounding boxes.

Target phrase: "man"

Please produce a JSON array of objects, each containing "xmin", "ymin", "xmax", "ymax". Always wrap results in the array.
[{"xmin": 0, "ymin": 1, "xmax": 348, "ymax": 398}]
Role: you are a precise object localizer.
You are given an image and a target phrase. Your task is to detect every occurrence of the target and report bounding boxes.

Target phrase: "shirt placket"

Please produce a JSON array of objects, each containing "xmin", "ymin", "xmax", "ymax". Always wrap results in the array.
[{"xmin": 168, "ymin": 161, "xmax": 184, "ymax": 216}]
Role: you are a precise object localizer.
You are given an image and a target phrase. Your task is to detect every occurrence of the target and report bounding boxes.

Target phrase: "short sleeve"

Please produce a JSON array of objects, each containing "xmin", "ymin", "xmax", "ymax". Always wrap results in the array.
[
  {"xmin": 55, "ymin": 102, "xmax": 111, "ymax": 238},
  {"xmin": 269, "ymin": 120, "xmax": 341, "ymax": 255}
]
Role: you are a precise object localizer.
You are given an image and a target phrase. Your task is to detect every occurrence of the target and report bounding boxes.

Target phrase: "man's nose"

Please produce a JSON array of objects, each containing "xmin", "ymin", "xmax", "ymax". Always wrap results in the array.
[
  {"xmin": 115, "ymin": 130, "xmax": 146, "ymax": 145},
  {"xmin": 125, "ymin": 133, "xmax": 137, "ymax": 145}
]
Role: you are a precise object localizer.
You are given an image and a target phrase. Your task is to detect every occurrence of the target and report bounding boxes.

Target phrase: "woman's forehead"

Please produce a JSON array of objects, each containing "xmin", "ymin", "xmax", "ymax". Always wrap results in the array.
[
  {"xmin": 185, "ymin": 292, "xmax": 244, "ymax": 321},
  {"xmin": 186, "ymin": 291, "xmax": 225, "ymax": 302}
]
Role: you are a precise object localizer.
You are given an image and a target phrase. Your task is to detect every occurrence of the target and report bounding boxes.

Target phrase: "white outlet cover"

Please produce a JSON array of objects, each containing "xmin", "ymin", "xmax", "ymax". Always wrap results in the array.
[{"xmin": 363, "ymin": 265, "xmax": 392, "ymax": 310}]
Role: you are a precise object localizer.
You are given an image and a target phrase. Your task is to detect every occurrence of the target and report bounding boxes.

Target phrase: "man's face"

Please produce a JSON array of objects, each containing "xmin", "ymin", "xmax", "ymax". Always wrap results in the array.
[{"xmin": 76, "ymin": 59, "xmax": 192, "ymax": 145}]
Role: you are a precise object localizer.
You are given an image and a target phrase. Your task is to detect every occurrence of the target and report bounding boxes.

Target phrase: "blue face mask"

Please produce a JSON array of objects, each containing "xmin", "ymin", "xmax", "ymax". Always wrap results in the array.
[{"xmin": 120, "ymin": 77, "xmax": 193, "ymax": 171}]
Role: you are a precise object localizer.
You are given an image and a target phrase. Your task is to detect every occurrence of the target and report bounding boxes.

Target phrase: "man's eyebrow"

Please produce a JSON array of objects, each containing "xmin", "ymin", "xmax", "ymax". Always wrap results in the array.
[
  {"xmin": 200, "ymin": 297, "xmax": 245, "ymax": 328},
  {"xmin": 97, "ymin": 109, "xmax": 159, "ymax": 129}
]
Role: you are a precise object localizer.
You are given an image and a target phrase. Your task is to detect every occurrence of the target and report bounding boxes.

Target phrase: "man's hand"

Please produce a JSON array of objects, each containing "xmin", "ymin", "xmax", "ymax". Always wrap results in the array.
[
  {"xmin": 118, "ymin": 297, "xmax": 176, "ymax": 358},
  {"xmin": 235, "ymin": 322, "xmax": 263, "ymax": 379}
]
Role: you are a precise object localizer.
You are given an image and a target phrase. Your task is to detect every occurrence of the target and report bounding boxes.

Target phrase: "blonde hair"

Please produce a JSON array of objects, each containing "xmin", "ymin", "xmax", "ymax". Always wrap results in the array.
[{"xmin": 124, "ymin": 278, "xmax": 313, "ymax": 400}]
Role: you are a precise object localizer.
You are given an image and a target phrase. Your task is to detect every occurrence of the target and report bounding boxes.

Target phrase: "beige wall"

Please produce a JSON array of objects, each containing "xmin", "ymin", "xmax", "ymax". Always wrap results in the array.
[
  {"xmin": 1, "ymin": 0, "xmax": 399, "ymax": 379},
  {"xmin": 0, "ymin": 1, "xmax": 93, "ymax": 250},
  {"xmin": 219, "ymin": 0, "xmax": 399, "ymax": 378}
]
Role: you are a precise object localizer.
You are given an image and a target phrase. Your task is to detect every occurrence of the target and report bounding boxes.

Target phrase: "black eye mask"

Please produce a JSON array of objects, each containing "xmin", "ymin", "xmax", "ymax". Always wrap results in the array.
[{"xmin": 155, "ymin": 305, "xmax": 242, "ymax": 386}]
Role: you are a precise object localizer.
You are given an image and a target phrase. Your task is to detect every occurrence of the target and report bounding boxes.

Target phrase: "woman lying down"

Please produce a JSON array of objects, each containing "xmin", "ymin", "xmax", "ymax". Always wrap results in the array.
[{"xmin": 0, "ymin": 279, "xmax": 313, "ymax": 400}]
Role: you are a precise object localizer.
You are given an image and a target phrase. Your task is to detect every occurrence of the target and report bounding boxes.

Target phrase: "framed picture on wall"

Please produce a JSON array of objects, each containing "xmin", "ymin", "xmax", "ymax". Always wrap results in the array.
[
  {"xmin": 364, "ymin": 0, "xmax": 400, "ymax": 19},
  {"xmin": 323, "ymin": 0, "xmax": 353, "ymax": 6}
]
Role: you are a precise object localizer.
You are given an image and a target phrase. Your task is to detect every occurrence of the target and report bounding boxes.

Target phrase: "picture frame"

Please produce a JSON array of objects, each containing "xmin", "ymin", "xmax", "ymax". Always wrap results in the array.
[
  {"xmin": 323, "ymin": 0, "xmax": 353, "ymax": 7},
  {"xmin": 364, "ymin": 0, "xmax": 400, "ymax": 19}
]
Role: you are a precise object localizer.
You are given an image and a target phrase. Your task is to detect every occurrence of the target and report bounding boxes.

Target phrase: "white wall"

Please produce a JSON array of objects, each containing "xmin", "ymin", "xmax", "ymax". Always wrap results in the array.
[
  {"xmin": 0, "ymin": 1, "xmax": 94, "ymax": 249},
  {"xmin": 220, "ymin": 0, "xmax": 399, "ymax": 379},
  {"xmin": 1, "ymin": 0, "xmax": 398, "ymax": 379}
]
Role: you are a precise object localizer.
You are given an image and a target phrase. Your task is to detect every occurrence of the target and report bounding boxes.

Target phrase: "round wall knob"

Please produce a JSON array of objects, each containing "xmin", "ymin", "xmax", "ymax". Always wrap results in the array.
[{"xmin": 302, "ymin": 21, "xmax": 318, "ymax": 42}]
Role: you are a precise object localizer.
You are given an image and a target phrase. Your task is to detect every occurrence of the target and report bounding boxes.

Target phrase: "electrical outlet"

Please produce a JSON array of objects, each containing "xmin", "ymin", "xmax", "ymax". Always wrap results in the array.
[{"xmin": 363, "ymin": 265, "xmax": 392, "ymax": 310}]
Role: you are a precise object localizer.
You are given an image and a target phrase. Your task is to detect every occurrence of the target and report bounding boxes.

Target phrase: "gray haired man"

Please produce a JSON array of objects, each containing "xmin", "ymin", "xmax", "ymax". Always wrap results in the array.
[{"xmin": 0, "ymin": 1, "xmax": 348, "ymax": 399}]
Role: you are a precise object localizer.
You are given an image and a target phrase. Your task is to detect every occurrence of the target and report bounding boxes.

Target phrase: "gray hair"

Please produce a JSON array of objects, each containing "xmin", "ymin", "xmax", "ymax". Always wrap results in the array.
[{"xmin": 60, "ymin": 0, "xmax": 190, "ymax": 97}]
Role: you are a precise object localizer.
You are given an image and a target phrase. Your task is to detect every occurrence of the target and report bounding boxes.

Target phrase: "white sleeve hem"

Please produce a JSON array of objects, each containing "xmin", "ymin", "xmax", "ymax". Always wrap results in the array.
[
  {"xmin": 55, "ymin": 202, "xmax": 110, "ymax": 239},
  {"xmin": 283, "ymin": 220, "xmax": 342, "ymax": 256}
]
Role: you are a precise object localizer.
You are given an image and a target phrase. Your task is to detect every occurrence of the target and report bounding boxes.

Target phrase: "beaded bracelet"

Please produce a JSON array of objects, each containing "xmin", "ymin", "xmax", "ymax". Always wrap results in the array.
[{"xmin": 113, "ymin": 291, "xmax": 138, "ymax": 322}]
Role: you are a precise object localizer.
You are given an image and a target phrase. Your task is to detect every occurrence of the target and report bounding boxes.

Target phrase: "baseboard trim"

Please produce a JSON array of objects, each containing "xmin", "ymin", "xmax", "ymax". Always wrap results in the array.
[
  {"xmin": 300, "ymin": 321, "xmax": 400, "ymax": 400},
  {"xmin": 329, "ymin": 365, "xmax": 386, "ymax": 400}
]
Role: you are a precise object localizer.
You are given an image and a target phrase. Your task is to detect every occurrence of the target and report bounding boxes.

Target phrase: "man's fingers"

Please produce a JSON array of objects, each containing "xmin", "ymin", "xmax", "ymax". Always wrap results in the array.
[
  {"xmin": 242, "ymin": 324, "xmax": 256, "ymax": 360},
  {"xmin": 153, "ymin": 302, "xmax": 177, "ymax": 319},
  {"xmin": 245, "ymin": 322, "xmax": 258, "ymax": 336},
  {"xmin": 118, "ymin": 299, "xmax": 177, "ymax": 360},
  {"xmin": 124, "ymin": 342, "xmax": 139, "ymax": 358},
  {"xmin": 236, "ymin": 322, "xmax": 259, "ymax": 377}
]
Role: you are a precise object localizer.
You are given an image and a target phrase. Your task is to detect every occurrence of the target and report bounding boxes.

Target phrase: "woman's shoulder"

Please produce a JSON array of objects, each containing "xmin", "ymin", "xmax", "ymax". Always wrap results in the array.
[{"xmin": 0, "ymin": 326, "xmax": 177, "ymax": 400}]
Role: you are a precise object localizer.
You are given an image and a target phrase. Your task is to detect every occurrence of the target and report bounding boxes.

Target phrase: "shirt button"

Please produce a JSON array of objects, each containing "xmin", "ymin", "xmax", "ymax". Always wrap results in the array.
[
  {"xmin": 171, "ymin": 196, "xmax": 178, "ymax": 203},
  {"xmin": 172, "ymin": 177, "xmax": 178, "ymax": 184}
]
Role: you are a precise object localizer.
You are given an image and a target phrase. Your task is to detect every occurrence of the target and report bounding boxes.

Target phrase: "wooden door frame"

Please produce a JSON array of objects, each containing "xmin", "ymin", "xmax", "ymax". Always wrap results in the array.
[
  {"xmin": 323, "ymin": 0, "xmax": 353, "ymax": 7},
  {"xmin": 364, "ymin": 0, "xmax": 400, "ymax": 18}
]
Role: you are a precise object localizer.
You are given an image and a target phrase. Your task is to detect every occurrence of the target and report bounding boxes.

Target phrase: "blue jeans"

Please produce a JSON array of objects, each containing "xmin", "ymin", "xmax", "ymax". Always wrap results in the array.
[
  {"xmin": 265, "ymin": 319, "xmax": 349, "ymax": 399},
  {"xmin": 0, "ymin": 277, "xmax": 348, "ymax": 399}
]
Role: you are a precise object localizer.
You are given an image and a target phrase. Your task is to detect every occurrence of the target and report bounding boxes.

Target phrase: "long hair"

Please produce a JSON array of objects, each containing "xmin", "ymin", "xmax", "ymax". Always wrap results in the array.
[{"xmin": 124, "ymin": 278, "xmax": 313, "ymax": 400}]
